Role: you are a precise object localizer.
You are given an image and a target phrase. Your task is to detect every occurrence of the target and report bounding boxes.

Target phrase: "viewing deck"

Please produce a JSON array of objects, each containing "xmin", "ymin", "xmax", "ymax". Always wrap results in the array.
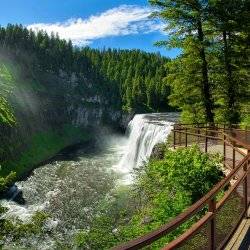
[{"xmin": 114, "ymin": 124, "xmax": 250, "ymax": 250}]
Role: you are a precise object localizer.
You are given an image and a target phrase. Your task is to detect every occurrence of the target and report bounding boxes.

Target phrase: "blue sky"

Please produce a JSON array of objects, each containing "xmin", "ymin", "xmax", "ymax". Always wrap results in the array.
[{"xmin": 0, "ymin": 0, "xmax": 179, "ymax": 58}]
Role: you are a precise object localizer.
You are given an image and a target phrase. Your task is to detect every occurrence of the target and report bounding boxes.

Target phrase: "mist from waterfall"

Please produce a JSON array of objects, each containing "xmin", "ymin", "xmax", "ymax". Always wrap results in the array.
[{"xmin": 115, "ymin": 113, "xmax": 177, "ymax": 183}]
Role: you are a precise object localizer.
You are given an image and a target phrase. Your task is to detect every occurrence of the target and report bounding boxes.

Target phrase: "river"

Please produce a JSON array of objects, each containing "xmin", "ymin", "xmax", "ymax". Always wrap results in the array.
[{"xmin": 0, "ymin": 113, "xmax": 177, "ymax": 249}]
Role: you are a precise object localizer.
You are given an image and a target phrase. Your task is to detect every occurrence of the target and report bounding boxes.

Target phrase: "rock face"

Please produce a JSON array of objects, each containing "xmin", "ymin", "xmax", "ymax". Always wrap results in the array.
[
  {"xmin": 0, "ymin": 55, "xmax": 128, "ymax": 177},
  {"xmin": 3, "ymin": 185, "xmax": 25, "ymax": 204},
  {"xmin": 151, "ymin": 143, "xmax": 167, "ymax": 160}
]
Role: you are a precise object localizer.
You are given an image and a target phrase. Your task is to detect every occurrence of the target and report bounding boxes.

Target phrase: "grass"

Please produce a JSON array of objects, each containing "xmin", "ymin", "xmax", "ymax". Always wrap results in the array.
[
  {"xmin": 0, "ymin": 58, "xmax": 16, "ymax": 125},
  {"xmin": 1, "ymin": 124, "xmax": 92, "ymax": 177}
]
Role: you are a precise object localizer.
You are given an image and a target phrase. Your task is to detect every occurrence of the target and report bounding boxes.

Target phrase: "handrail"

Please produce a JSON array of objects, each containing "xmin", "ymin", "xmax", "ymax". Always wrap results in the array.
[
  {"xmin": 224, "ymin": 140, "xmax": 247, "ymax": 156},
  {"xmin": 176, "ymin": 122, "xmax": 249, "ymax": 130},
  {"xmin": 113, "ymin": 124, "xmax": 250, "ymax": 250},
  {"xmin": 224, "ymin": 133, "xmax": 250, "ymax": 150},
  {"xmin": 172, "ymin": 129, "xmax": 221, "ymax": 140},
  {"xmin": 174, "ymin": 125, "xmax": 250, "ymax": 150},
  {"xmin": 216, "ymin": 170, "xmax": 248, "ymax": 210}
]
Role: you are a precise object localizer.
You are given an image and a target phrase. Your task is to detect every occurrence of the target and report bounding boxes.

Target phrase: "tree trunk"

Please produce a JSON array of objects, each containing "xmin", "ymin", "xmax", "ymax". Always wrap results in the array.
[
  {"xmin": 197, "ymin": 20, "xmax": 214, "ymax": 124},
  {"xmin": 223, "ymin": 31, "xmax": 239, "ymax": 124}
]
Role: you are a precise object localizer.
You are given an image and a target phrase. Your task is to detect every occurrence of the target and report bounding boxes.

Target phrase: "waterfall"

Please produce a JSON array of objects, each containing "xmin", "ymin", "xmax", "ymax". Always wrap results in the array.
[
  {"xmin": 0, "ymin": 112, "xmax": 177, "ymax": 249},
  {"xmin": 116, "ymin": 113, "xmax": 176, "ymax": 183}
]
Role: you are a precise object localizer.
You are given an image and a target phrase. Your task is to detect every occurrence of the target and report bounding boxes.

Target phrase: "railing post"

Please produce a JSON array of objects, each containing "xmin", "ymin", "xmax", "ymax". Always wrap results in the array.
[
  {"xmin": 243, "ymin": 162, "xmax": 248, "ymax": 218},
  {"xmin": 185, "ymin": 128, "xmax": 188, "ymax": 147},
  {"xmin": 245, "ymin": 126, "xmax": 248, "ymax": 141},
  {"xmin": 173, "ymin": 126, "xmax": 176, "ymax": 149},
  {"xmin": 205, "ymin": 130, "xmax": 208, "ymax": 153},
  {"xmin": 209, "ymin": 198, "xmax": 216, "ymax": 250},
  {"xmin": 223, "ymin": 134, "xmax": 226, "ymax": 168},
  {"xmin": 248, "ymin": 149, "xmax": 250, "ymax": 169},
  {"xmin": 197, "ymin": 127, "xmax": 200, "ymax": 144},
  {"xmin": 179, "ymin": 129, "xmax": 181, "ymax": 146},
  {"xmin": 232, "ymin": 141, "xmax": 236, "ymax": 169}
]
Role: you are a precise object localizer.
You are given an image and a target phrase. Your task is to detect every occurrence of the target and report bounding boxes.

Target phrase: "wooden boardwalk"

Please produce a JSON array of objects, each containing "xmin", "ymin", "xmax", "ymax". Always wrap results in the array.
[
  {"xmin": 223, "ymin": 131, "xmax": 250, "ymax": 249},
  {"xmin": 225, "ymin": 207, "xmax": 250, "ymax": 250}
]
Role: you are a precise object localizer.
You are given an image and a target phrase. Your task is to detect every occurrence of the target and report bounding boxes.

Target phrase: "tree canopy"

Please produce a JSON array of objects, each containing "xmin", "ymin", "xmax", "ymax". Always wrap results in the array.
[{"xmin": 150, "ymin": 0, "xmax": 250, "ymax": 124}]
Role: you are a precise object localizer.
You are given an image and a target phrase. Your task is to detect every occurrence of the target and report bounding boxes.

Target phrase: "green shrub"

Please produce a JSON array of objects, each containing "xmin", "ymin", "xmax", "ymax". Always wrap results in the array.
[{"xmin": 0, "ymin": 170, "xmax": 16, "ymax": 193}]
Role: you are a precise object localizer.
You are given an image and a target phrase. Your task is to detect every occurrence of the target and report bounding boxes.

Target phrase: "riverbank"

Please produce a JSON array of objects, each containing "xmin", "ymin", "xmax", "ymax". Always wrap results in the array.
[{"xmin": 0, "ymin": 137, "xmax": 97, "ymax": 199}]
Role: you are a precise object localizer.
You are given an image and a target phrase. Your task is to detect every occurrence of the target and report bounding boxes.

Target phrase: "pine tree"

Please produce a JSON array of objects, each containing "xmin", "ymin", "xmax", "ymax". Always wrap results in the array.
[
  {"xmin": 208, "ymin": 0, "xmax": 250, "ymax": 124},
  {"xmin": 150, "ymin": 0, "xmax": 215, "ymax": 123}
]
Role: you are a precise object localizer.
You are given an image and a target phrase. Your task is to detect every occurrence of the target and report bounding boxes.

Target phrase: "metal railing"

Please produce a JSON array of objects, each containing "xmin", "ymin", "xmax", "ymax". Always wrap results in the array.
[{"xmin": 113, "ymin": 124, "xmax": 250, "ymax": 250}]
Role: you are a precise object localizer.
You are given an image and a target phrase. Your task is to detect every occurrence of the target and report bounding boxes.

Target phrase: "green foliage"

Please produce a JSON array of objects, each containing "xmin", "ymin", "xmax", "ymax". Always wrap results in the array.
[
  {"xmin": 0, "ymin": 170, "xmax": 16, "ymax": 193},
  {"xmin": 208, "ymin": 0, "xmax": 250, "ymax": 124},
  {"xmin": 166, "ymin": 54, "xmax": 207, "ymax": 123},
  {"xmin": 150, "ymin": 0, "xmax": 215, "ymax": 123},
  {"xmin": 0, "ymin": 96, "xmax": 15, "ymax": 125},
  {"xmin": 0, "ymin": 211, "xmax": 49, "ymax": 245},
  {"xmin": 0, "ymin": 60, "xmax": 16, "ymax": 125},
  {"xmin": 116, "ymin": 146, "xmax": 223, "ymax": 248},
  {"xmin": 140, "ymin": 146, "xmax": 223, "ymax": 203},
  {"xmin": 241, "ymin": 114, "xmax": 250, "ymax": 127}
]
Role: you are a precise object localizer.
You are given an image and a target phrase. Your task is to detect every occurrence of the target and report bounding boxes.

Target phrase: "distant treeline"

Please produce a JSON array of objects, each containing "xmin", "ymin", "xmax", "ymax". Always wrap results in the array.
[
  {"xmin": 81, "ymin": 48, "xmax": 171, "ymax": 112},
  {"xmin": 0, "ymin": 24, "xmax": 172, "ymax": 114}
]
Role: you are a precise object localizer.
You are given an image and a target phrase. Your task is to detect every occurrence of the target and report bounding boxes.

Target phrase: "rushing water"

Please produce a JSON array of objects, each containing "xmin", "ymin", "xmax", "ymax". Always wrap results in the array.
[
  {"xmin": 117, "ymin": 113, "xmax": 177, "ymax": 182},
  {"xmin": 0, "ymin": 113, "xmax": 177, "ymax": 249}
]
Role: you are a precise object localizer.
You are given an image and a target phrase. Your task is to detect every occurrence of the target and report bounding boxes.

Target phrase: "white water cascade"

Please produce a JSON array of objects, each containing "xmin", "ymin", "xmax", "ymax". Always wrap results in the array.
[{"xmin": 116, "ymin": 113, "xmax": 176, "ymax": 183}]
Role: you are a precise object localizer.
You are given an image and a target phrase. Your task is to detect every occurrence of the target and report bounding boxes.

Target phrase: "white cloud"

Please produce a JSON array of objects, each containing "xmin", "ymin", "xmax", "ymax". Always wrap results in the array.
[{"xmin": 27, "ymin": 5, "xmax": 164, "ymax": 45}]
